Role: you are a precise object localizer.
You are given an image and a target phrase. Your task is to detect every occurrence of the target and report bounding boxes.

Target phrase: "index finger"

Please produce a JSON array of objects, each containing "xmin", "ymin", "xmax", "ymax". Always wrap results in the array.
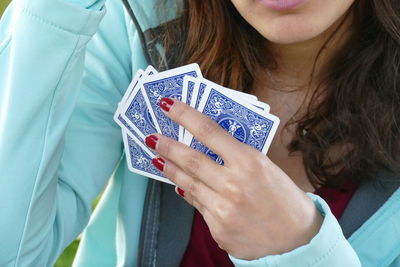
[{"xmin": 160, "ymin": 97, "xmax": 251, "ymax": 164}]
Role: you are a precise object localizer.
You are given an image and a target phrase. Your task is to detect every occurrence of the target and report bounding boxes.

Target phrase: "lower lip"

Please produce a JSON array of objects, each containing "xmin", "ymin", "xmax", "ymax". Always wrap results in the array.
[{"xmin": 257, "ymin": 0, "xmax": 306, "ymax": 11}]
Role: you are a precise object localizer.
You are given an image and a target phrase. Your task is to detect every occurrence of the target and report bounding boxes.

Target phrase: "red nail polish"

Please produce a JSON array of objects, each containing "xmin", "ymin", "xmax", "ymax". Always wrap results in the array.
[
  {"xmin": 145, "ymin": 135, "xmax": 158, "ymax": 150},
  {"xmin": 160, "ymin": 97, "xmax": 174, "ymax": 112},
  {"xmin": 152, "ymin": 157, "xmax": 165, "ymax": 172},
  {"xmin": 177, "ymin": 187, "xmax": 185, "ymax": 197}
]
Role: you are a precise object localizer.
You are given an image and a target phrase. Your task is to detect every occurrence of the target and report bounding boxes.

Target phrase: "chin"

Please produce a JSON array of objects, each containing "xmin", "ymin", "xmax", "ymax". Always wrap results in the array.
[
  {"xmin": 231, "ymin": 0, "xmax": 355, "ymax": 46},
  {"xmin": 257, "ymin": 19, "xmax": 328, "ymax": 45}
]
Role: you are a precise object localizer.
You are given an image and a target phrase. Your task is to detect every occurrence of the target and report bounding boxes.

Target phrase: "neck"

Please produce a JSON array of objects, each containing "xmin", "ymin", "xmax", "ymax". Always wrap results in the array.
[{"xmin": 266, "ymin": 11, "xmax": 354, "ymax": 88}]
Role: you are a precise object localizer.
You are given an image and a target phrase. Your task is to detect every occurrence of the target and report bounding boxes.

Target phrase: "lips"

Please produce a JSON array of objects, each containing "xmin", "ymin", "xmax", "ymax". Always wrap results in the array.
[{"xmin": 257, "ymin": 0, "xmax": 306, "ymax": 11}]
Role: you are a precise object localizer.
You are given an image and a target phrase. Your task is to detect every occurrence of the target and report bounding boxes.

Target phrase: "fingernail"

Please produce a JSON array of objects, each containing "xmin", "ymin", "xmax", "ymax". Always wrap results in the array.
[
  {"xmin": 160, "ymin": 97, "xmax": 174, "ymax": 112},
  {"xmin": 145, "ymin": 135, "xmax": 158, "ymax": 150},
  {"xmin": 152, "ymin": 157, "xmax": 165, "ymax": 172},
  {"xmin": 176, "ymin": 187, "xmax": 185, "ymax": 197}
]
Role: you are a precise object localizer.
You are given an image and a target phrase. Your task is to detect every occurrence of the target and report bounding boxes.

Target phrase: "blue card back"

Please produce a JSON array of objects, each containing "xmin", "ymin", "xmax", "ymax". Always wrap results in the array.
[
  {"xmin": 189, "ymin": 88, "xmax": 279, "ymax": 164},
  {"xmin": 123, "ymin": 89, "xmax": 158, "ymax": 139},
  {"xmin": 142, "ymin": 64, "xmax": 201, "ymax": 140}
]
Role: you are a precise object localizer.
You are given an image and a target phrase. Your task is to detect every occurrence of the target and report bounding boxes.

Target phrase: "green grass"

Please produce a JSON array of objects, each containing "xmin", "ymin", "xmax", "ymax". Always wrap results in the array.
[
  {"xmin": 0, "ymin": 0, "xmax": 10, "ymax": 16},
  {"xmin": 53, "ymin": 195, "xmax": 102, "ymax": 266},
  {"xmin": 54, "ymin": 240, "xmax": 80, "ymax": 267}
]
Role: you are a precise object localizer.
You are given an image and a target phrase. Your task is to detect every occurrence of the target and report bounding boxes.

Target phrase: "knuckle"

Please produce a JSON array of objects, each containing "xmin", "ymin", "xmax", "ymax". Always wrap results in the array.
[
  {"xmin": 242, "ymin": 153, "xmax": 268, "ymax": 173},
  {"xmin": 223, "ymin": 178, "xmax": 247, "ymax": 205},
  {"xmin": 196, "ymin": 117, "xmax": 219, "ymax": 140},
  {"xmin": 254, "ymin": 153, "xmax": 269, "ymax": 168},
  {"xmin": 173, "ymin": 102, "xmax": 186, "ymax": 120},
  {"xmin": 161, "ymin": 138, "xmax": 173, "ymax": 158},
  {"xmin": 182, "ymin": 189, "xmax": 194, "ymax": 205},
  {"xmin": 188, "ymin": 180, "xmax": 199, "ymax": 196},
  {"xmin": 183, "ymin": 152, "xmax": 202, "ymax": 175},
  {"xmin": 193, "ymin": 199, "xmax": 206, "ymax": 214},
  {"xmin": 214, "ymin": 201, "xmax": 234, "ymax": 223},
  {"xmin": 228, "ymin": 187, "xmax": 246, "ymax": 205},
  {"xmin": 214, "ymin": 207, "xmax": 226, "ymax": 222},
  {"xmin": 164, "ymin": 163, "xmax": 177, "ymax": 181}
]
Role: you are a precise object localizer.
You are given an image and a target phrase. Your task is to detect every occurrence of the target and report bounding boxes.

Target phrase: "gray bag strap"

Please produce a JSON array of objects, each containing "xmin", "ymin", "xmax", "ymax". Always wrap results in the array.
[
  {"xmin": 137, "ymin": 180, "xmax": 194, "ymax": 267},
  {"xmin": 339, "ymin": 172, "xmax": 400, "ymax": 238},
  {"xmin": 155, "ymin": 183, "xmax": 195, "ymax": 267},
  {"xmin": 137, "ymin": 180, "xmax": 162, "ymax": 267}
]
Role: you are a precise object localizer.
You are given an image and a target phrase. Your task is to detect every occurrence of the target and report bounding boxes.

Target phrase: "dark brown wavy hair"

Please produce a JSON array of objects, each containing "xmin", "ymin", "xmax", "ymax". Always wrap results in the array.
[{"xmin": 157, "ymin": 0, "xmax": 400, "ymax": 188}]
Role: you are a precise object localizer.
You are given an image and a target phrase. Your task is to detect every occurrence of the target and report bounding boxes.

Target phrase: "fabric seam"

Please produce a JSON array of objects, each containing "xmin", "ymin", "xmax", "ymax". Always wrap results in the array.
[
  {"xmin": 0, "ymin": 0, "xmax": 15, "ymax": 53},
  {"xmin": 379, "ymin": 244, "xmax": 400, "ymax": 267},
  {"xmin": 349, "ymin": 190, "xmax": 400, "ymax": 242},
  {"xmin": 15, "ymin": 3, "xmax": 95, "ymax": 257},
  {"xmin": 308, "ymin": 234, "xmax": 341, "ymax": 267},
  {"xmin": 13, "ymin": 33, "xmax": 86, "ymax": 267},
  {"xmin": 0, "ymin": 33, "xmax": 12, "ymax": 54},
  {"xmin": 18, "ymin": 3, "xmax": 93, "ymax": 36}
]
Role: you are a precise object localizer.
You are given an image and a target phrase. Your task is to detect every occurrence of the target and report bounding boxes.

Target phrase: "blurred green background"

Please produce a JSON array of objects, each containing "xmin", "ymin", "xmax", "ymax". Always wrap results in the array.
[
  {"xmin": 0, "ymin": 1, "xmax": 95, "ymax": 266},
  {"xmin": 0, "ymin": 1, "xmax": 10, "ymax": 15}
]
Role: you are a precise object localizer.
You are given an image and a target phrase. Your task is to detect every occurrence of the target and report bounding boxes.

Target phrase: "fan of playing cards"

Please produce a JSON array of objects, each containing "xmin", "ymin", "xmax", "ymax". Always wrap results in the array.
[{"xmin": 114, "ymin": 64, "xmax": 280, "ymax": 185}]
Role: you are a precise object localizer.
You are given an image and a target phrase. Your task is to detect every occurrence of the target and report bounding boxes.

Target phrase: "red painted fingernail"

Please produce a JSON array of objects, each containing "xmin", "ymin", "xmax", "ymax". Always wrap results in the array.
[
  {"xmin": 152, "ymin": 157, "xmax": 165, "ymax": 172},
  {"xmin": 160, "ymin": 97, "xmax": 174, "ymax": 112},
  {"xmin": 145, "ymin": 135, "xmax": 158, "ymax": 150},
  {"xmin": 177, "ymin": 187, "xmax": 185, "ymax": 197}
]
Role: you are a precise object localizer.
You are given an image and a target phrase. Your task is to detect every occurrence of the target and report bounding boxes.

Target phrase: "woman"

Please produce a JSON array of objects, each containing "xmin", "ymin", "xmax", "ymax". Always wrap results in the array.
[{"xmin": 0, "ymin": 0, "xmax": 399, "ymax": 266}]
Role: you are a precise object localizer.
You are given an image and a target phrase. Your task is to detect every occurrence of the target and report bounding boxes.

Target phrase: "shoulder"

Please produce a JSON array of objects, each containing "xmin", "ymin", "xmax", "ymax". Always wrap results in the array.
[{"xmin": 110, "ymin": 0, "xmax": 180, "ymax": 31}]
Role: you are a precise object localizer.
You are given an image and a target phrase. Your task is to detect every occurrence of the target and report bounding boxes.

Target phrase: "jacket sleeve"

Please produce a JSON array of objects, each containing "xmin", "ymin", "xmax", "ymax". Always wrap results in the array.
[
  {"xmin": 0, "ymin": 0, "xmax": 133, "ymax": 265},
  {"xmin": 390, "ymin": 256, "xmax": 400, "ymax": 266},
  {"xmin": 229, "ymin": 194, "xmax": 361, "ymax": 267}
]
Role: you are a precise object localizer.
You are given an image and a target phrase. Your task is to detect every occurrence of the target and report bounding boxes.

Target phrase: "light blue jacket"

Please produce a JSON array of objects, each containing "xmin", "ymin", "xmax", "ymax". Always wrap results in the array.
[{"xmin": 0, "ymin": 0, "xmax": 399, "ymax": 266}]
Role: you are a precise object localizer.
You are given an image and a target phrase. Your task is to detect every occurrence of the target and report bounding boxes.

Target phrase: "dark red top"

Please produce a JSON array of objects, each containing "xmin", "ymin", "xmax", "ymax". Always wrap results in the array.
[{"xmin": 180, "ymin": 185, "xmax": 357, "ymax": 267}]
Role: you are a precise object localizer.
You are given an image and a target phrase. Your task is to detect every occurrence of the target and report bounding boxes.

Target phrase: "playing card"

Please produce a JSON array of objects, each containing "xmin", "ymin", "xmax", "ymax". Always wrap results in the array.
[
  {"xmin": 190, "ymin": 78, "xmax": 257, "ymax": 109},
  {"xmin": 121, "ymin": 82, "xmax": 160, "ymax": 141},
  {"xmin": 180, "ymin": 76, "xmax": 201, "ymax": 142},
  {"xmin": 184, "ymin": 78, "xmax": 265, "ymax": 145},
  {"xmin": 114, "ymin": 69, "xmax": 144, "ymax": 130},
  {"xmin": 141, "ymin": 63, "xmax": 202, "ymax": 141},
  {"xmin": 122, "ymin": 65, "xmax": 157, "ymax": 105},
  {"xmin": 253, "ymin": 101, "xmax": 270, "ymax": 113},
  {"xmin": 224, "ymin": 88, "xmax": 258, "ymax": 102},
  {"xmin": 114, "ymin": 66, "xmax": 158, "ymax": 131},
  {"xmin": 182, "ymin": 76, "xmax": 198, "ymax": 106},
  {"xmin": 122, "ymin": 129, "xmax": 173, "ymax": 185},
  {"xmin": 119, "ymin": 66, "xmax": 157, "ymax": 110},
  {"xmin": 114, "ymin": 63, "xmax": 279, "ymax": 186},
  {"xmin": 119, "ymin": 69, "xmax": 144, "ymax": 109},
  {"xmin": 190, "ymin": 80, "xmax": 208, "ymax": 110},
  {"xmin": 185, "ymin": 84, "xmax": 279, "ymax": 164}
]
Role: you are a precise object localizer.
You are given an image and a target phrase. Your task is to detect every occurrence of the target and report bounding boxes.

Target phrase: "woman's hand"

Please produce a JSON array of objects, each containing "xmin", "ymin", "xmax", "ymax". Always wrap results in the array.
[{"xmin": 145, "ymin": 98, "xmax": 323, "ymax": 260}]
